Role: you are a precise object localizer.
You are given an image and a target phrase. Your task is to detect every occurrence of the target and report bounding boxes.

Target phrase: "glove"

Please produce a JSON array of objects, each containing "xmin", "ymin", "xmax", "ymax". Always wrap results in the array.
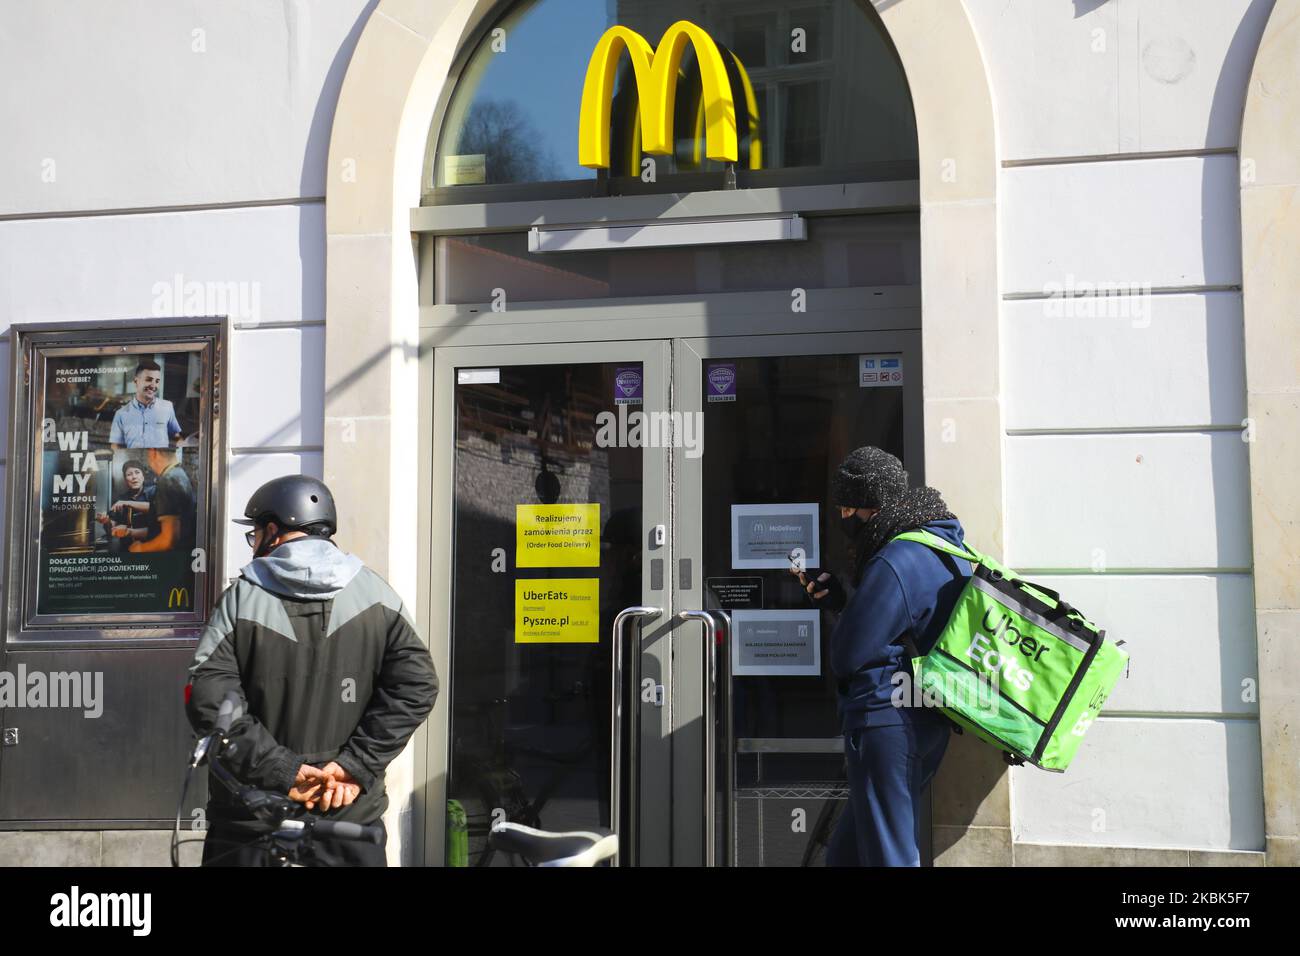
[{"xmin": 799, "ymin": 570, "xmax": 846, "ymax": 614}]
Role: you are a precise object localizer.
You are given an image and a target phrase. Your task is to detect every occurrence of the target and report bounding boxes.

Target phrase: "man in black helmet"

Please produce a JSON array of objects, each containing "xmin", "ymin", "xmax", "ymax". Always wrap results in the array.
[
  {"xmin": 185, "ymin": 474, "xmax": 438, "ymax": 866},
  {"xmin": 792, "ymin": 446, "xmax": 970, "ymax": 866}
]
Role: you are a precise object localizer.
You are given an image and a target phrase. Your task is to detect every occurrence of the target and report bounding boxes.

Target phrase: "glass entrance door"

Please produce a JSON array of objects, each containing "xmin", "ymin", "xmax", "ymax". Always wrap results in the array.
[
  {"xmin": 431, "ymin": 341, "xmax": 671, "ymax": 866},
  {"xmin": 673, "ymin": 331, "xmax": 924, "ymax": 866},
  {"xmin": 428, "ymin": 331, "xmax": 922, "ymax": 867}
]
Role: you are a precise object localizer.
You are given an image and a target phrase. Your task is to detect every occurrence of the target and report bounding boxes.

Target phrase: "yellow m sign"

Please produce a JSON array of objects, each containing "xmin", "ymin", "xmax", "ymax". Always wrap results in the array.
[
  {"xmin": 578, "ymin": 20, "xmax": 761, "ymax": 171},
  {"xmin": 168, "ymin": 587, "xmax": 190, "ymax": 609}
]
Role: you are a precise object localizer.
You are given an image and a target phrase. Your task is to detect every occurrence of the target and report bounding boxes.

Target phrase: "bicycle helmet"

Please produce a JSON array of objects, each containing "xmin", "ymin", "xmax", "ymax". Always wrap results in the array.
[{"xmin": 235, "ymin": 475, "xmax": 337, "ymax": 535}]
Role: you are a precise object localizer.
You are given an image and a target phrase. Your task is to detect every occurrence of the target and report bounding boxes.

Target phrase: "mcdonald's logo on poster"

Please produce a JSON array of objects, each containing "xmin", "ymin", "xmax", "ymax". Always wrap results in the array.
[
  {"xmin": 168, "ymin": 587, "xmax": 190, "ymax": 609},
  {"xmin": 577, "ymin": 20, "xmax": 762, "ymax": 173}
]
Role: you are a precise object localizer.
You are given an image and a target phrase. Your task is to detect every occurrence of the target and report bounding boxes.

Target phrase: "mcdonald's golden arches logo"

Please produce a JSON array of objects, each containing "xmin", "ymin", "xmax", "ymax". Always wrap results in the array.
[
  {"xmin": 578, "ymin": 20, "xmax": 762, "ymax": 172},
  {"xmin": 168, "ymin": 587, "xmax": 190, "ymax": 609}
]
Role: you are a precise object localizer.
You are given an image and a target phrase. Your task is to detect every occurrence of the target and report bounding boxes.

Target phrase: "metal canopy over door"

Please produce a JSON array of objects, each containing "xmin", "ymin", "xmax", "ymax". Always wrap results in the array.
[
  {"xmin": 672, "ymin": 330, "xmax": 925, "ymax": 866},
  {"xmin": 426, "ymin": 340, "xmax": 672, "ymax": 866}
]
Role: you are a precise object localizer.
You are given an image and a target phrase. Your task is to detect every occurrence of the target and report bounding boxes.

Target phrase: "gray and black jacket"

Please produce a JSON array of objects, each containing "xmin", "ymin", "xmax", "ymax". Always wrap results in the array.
[{"xmin": 186, "ymin": 537, "xmax": 438, "ymax": 829}]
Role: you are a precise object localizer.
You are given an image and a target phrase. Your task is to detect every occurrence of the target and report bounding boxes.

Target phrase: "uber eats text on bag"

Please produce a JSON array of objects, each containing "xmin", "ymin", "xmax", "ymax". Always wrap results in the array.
[{"xmin": 895, "ymin": 530, "xmax": 1128, "ymax": 772}]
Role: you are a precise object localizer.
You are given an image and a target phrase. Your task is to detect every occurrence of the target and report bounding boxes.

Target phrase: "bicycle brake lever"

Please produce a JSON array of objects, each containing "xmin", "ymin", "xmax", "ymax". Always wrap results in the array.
[
  {"xmin": 238, "ymin": 787, "xmax": 298, "ymax": 822},
  {"xmin": 189, "ymin": 734, "xmax": 213, "ymax": 769}
]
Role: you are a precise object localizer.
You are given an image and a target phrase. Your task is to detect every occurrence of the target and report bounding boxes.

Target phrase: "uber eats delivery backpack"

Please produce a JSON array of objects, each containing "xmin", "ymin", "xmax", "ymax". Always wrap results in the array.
[{"xmin": 893, "ymin": 530, "xmax": 1128, "ymax": 772}]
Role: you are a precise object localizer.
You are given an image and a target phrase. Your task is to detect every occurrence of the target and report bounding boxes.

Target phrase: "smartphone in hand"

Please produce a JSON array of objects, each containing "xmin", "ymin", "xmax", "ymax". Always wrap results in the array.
[{"xmin": 787, "ymin": 548, "xmax": 826, "ymax": 588}]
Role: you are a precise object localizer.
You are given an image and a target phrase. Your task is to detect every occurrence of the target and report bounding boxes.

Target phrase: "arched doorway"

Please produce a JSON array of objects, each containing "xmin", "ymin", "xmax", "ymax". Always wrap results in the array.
[
  {"xmin": 325, "ymin": 0, "xmax": 1001, "ymax": 866},
  {"xmin": 1239, "ymin": 4, "xmax": 1300, "ymax": 867}
]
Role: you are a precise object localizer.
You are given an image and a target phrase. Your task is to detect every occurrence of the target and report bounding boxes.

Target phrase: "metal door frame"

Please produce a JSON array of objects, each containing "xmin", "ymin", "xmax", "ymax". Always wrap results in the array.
[
  {"xmin": 671, "ymin": 329, "xmax": 925, "ymax": 866},
  {"xmin": 421, "ymin": 337, "xmax": 673, "ymax": 866},
  {"xmin": 415, "ymin": 292, "xmax": 924, "ymax": 865}
]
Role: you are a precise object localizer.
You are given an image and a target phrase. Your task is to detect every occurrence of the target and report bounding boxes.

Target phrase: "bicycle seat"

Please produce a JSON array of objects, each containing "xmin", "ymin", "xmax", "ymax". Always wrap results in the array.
[{"xmin": 488, "ymin": 822, "xmax": 618, "ymax": 867}]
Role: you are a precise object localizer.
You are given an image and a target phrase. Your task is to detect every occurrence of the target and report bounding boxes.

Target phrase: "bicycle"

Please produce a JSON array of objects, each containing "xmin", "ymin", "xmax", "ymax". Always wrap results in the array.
[
  {"xmin": 487, "ymin": 821, "xmax": 617, "ymax": 867},
  {"xmin": 172, "ymin": 692, "xmax": 385, "ymax": 867},
  {"xmin": 452, "ymin": 692, "xmax": 602, "ymax": 866}
]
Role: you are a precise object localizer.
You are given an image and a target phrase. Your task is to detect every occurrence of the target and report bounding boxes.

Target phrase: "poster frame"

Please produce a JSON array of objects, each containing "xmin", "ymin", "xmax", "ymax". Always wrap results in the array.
[{"xmin": 2, "ymin": 317, "xmax": 229, "ymax": 647}]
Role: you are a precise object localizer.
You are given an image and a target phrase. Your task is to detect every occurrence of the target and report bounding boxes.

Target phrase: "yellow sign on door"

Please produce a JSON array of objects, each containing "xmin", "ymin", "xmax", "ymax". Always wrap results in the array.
[
  {"xmin": 516, "ymin": 503, "xmax": 600, "ymax": 567},
  {"xmin": 515, "ymin": 578, "xmax": 600, "ymax": 644}
]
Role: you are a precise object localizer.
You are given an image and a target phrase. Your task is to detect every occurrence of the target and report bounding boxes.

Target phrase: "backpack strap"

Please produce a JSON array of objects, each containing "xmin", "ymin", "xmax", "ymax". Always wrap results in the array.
[
  {"xmin": 891, "ymin": 529, "xmax": 983, "ymax": 566},
  {"xmin": 895, "ymin": 530, "xmax": 1094, "ymax": 629}
]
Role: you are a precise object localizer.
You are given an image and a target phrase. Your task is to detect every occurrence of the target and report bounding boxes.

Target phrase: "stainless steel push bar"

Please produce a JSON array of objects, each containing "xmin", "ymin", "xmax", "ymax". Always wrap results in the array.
[
  {"xmin": 610, "ymin": 605, "xmax": 661, "ymax": 867},
  {"xmin": 714, "ymin": 610, "xmax": 733, "ymax": 866},
  {"xmin": 677, "ymin": 609, "xmax": 732, "ymax": 866}
]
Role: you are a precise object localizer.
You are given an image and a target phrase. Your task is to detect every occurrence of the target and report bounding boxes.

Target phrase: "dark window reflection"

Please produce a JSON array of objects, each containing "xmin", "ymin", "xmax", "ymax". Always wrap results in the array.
[
  {"xmin": 783, "ymin": 82, "xmax": 825, "ymax": 168},
  {"xmin": 447, "ymin": 363, "xmax": 642, "ymax": 865},
  {"xmin": 701, "ymin": 353, "xmax": 905, "ymax": 866}
]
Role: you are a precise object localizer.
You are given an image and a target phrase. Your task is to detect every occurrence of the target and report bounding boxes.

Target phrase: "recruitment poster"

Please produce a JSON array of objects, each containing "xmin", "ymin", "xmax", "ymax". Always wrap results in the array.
[{"xmin": 32, "ymin": 345, "xmax": 207, "ymax": 619}]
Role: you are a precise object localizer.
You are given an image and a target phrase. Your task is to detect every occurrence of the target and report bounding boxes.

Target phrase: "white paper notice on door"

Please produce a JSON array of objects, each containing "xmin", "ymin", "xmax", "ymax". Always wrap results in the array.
[
  {"xmin": 731, "ymin": 609, "xmax": 821, "ymax": 677},
  {"xmin": 859, "ymin": 354, "xmax": 903, "ymax": 387},
  {"xmin": 457, "ymin": 368, "xmax": 500, "ymax": 385},
  {"xmin": 730, "ymin": 503, "xmax": 819, "ymax": 569}
]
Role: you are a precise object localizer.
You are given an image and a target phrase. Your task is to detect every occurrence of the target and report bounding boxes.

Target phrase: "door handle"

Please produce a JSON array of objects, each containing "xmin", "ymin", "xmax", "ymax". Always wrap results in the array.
[
  {"xmin": 611, "ymin": 605, "xmax": 661, "ymax": 867},
  {"xmin": 676, "ymin": 609, "xmax": 731, "ymax": 866},
  {"xmin": 714, "ymin": 610, "xmax": 733, "ymax": 867}
]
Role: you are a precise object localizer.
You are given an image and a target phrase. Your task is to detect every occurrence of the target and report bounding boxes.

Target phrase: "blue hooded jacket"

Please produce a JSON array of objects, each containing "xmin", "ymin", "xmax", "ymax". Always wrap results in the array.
[{"xmin": 830, "ymin": 518, "xmax": 973, "ymax": 731}]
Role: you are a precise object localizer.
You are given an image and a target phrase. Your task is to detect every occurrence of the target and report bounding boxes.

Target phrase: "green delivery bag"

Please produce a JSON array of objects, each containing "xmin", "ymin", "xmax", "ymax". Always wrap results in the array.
[{"xmin": 893, "ymin": 530, "xmax": 1128, "ymax": 772}]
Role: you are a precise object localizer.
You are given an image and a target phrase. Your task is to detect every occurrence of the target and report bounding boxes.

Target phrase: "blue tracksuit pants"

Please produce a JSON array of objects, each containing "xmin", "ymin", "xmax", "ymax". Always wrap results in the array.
[{"xmin": 826, "ymin": 710, "xmax": 950, "ymax": 866}]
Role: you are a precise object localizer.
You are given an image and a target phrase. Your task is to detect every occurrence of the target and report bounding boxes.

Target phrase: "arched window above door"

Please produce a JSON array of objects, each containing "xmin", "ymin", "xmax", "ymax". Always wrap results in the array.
[{"xmin": 423, "ymin": 0, "xmax": 918, "ymax": 204}]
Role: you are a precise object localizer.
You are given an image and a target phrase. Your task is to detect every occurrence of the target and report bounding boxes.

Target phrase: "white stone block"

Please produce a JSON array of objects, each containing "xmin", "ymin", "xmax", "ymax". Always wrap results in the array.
[
  {"xmin": 964, "ymin": 0, "xmax": 1121, "ymax": 159},
  {"xmin": 1005, "ymin": 432, "xmax": 1252, "ymax": 569},
  {"xmin": 1012, "ymin": 716, "xmax": 1264, "ymax": 850},
  {"xmin": 965, "ymin": 0, "xmax": 1272, "ymax": 158},
  {"xmin": 1003, "ymin": 292, "xmax": 1246, "ymax": 429},
  {"xmin": 1133, "ymin": 0, "xmax": 1274, "ymax": 153},
  {"xmin": 1000, "ymin": 156, "xmax": 1242, "ymax": 293},
  {"xmin": 0, "ymin": 0, "xmax": 375, "ymax": 214},
  {"xmin": 0, "ymin": 204, "xmax": 325, "ymax": 334},
  {"xmin": 228, "ymin": 326, "xmax": 325, "ymax": 449},
  {"xmin": 1026, "ymin": 573, "xmax": 1257, "ymax": 715}
]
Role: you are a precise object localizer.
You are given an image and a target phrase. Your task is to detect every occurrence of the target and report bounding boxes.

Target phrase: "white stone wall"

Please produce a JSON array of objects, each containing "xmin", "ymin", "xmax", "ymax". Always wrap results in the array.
[
  {"xmin": 965, "ymin": 0, "xmax": 1272, "ymax": 851},
  {"xmin": 0, "ymin": 0, "xmax": 378, "ymax": 851},
  {"xmin": 0, "ymin": 0, "xmax": 376, "ymax": 577},
  {"xmin": 0, "ymin": 0, "xmax": 1276, "ymax": 859}
]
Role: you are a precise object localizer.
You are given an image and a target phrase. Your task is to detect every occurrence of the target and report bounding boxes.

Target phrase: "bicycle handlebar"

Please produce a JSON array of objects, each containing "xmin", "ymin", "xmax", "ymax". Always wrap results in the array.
[
  {"xmin": 311, "ymin": 819, "xmax": 385, "ymax": 846},
  {"xmin": 214, "ymin": 693, "xmax": 243, "ymax": 735}
]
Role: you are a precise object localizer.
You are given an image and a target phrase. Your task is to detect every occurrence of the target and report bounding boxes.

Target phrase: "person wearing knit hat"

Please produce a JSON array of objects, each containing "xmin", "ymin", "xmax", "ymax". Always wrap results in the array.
[
  {"xmin": 791, "ymin": 445, "xmax": 972, "ymax": 866},
  {"xmin": 831, "ymin": 445, "xmax": 909, "ymax": 512}
]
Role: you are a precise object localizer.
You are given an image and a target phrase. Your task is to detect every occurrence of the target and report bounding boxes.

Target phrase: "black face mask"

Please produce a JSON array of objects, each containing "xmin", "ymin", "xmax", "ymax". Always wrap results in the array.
[{"xmin": 840, "ymin": 512, "xmax": 867, "ymax": 539}]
